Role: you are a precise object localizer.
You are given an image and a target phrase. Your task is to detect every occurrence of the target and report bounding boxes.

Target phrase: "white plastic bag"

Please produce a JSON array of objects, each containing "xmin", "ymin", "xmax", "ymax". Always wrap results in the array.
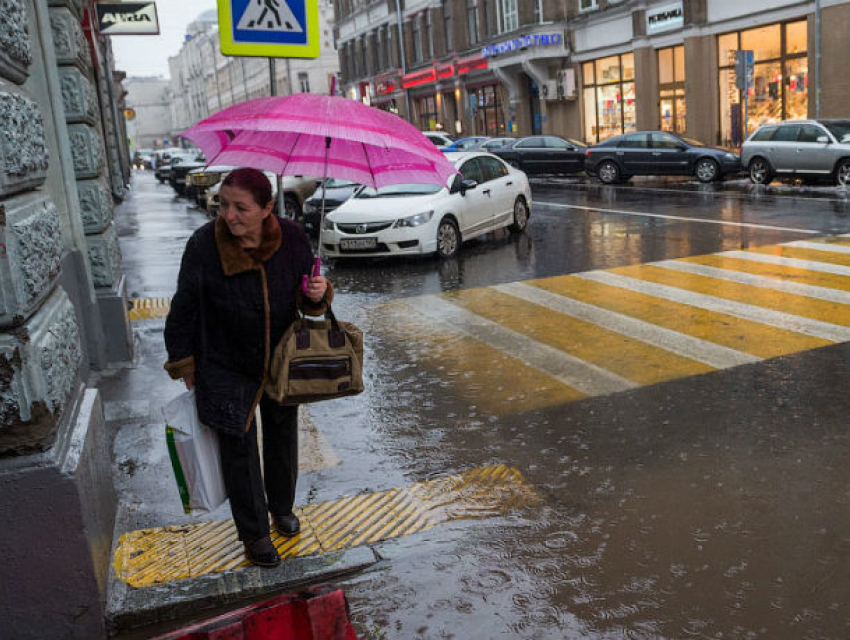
[{"xmin": 162, "ymin": 389, "xmax": 227, "ymax": 514}]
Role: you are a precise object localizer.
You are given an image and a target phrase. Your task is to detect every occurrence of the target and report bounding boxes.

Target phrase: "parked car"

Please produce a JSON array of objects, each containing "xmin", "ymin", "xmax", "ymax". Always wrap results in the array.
[
  {"xmin": 206, "ymin": 172, "xmax": 319, "ymax": 219},
  {"xmin": 319, "ymin": 151, "xmax": 532, "ymax": 259},
  {"xmin": 423, "ymin": 131, "xmax": 455, "ymax": 150},
  {"xmin": 473, "ymin": 137, "xmax": 517, "ymax": 151},
  {"xmin": 185, "ymin": 165, "xmax": 238, "ymax": 208},
  {"xmin": 300, "ymin": 178, "xmax": 361, "ymax": 237},
  {"xmin": 443, "ymin": 136, "xmax": 490, "ymax": 152},
  {"xmin": 169, "ymin": 154, "xmax": 206, "ymax": 197},
  {"xmin": 490, "ymin": 135, "xmax": 586, "ymax": 175},
  {"xmin": 585, "ymin": 131, "xmax": 741, "ymax": 184},
  {"xmin": 741, "ymin": 119, "xmax": 850, "ymax": 186},
  {"xmin": 132, "ymin": 148, "xmax": 154, "ymax": 169},
  {"xmin": 154, "ymin": 149, "xmax": 197, "ymax": 183}
]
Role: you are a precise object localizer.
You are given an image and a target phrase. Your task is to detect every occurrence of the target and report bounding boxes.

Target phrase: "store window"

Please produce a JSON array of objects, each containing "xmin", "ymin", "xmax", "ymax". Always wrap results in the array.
[
  {"xmin": 417, "ymin": 95, "xmax": 439, "ymax": 131},
  {"xmin": 658, "ymin": 45, "xmax": 686, "ymax": 134},
  {"xmin": 470, "ymin": 85, "xmax": 506, "ymax": 136},
  {"xmin": 582, "ymin": 53, "xmax": 636, "ymax": 143},
  {"xmin": 718, "ymin": 20, "xmax": 808, "ymax": 148}
]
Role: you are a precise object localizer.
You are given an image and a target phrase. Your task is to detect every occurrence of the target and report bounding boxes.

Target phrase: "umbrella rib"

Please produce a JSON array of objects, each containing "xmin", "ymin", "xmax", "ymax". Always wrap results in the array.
[{"xmin": 362, "ymin": 142, "xmax": 377, "ymax": 188}]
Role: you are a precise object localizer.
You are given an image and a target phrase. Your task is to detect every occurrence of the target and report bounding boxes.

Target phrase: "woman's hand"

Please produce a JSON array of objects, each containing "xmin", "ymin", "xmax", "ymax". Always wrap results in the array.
[
  {"xmin": 305, "ymin": 275, "xmax": 328, "ymax": 303},
  {"xmin": 184, "ymin": 373, "xmax": 195, "ymax": 390}
]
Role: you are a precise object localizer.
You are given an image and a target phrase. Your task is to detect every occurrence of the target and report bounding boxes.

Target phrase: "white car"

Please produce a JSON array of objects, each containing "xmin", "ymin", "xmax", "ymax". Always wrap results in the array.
[
  {"xmin": 319, "ymin": 151, "xmax": 532, "ymax": 259},
  {"xmin": 423, "ymin": 131, "xmax": 455, "ymax": 151}
]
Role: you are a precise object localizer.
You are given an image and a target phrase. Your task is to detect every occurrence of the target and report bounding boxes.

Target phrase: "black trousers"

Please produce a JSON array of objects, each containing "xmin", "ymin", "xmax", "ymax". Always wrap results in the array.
[{"xmin": 218, "ymin": 395, "xmax": 298, "ymax": 542}]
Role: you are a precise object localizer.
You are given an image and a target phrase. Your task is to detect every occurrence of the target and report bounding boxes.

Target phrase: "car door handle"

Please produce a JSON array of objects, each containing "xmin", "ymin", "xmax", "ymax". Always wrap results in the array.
[
  {"xmin": 482, "ymin": 189, "xmax": 491, "ymax": 195},
  {"xmin": 652, "ymin": 152, "xmax": 661, "ymax": 156},
  {"xmin": 506, "ymin": 181, "xmax": 513, "ymax": 186},
  {"xmin": 616, "ymin": 152, "xmax": 624, "ymax": 156}
]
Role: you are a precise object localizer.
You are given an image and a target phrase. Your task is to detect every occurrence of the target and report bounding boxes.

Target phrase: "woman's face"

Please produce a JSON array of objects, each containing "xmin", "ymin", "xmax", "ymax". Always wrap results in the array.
[{"xmin": 219, "ymin": 184, "xmax": 272, "ymax": 240}]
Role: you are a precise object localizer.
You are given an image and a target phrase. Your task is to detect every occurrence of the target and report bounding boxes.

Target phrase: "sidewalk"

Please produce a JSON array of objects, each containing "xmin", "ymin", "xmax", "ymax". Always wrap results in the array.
[{"xmin": 94, "ymin": 173, "xmax": 378, "ymax": 637}]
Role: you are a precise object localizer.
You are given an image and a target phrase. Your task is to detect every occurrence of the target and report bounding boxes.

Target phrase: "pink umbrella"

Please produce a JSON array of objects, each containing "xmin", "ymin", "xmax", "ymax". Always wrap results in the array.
[{"xmin": 181, "ymin": 93, "xmax": 458, "ymax": 189}]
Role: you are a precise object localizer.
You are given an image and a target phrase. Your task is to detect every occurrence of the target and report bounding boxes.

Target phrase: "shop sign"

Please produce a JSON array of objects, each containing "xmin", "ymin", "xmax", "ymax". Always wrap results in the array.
[
  {"xmin": 96, "ymin": 3, "xmax": 160, "ymax": 35},
  {"xmin": 482, "ymin": 33, "xmax": 563, "ymax": 58},
  {"xmin": 646, "ymin": 2, "xmax": 683, "ymax": 34},
  {"xmin": 402, "ymin": 67, "xmax": 437, "ymax": 89},
  {"xmin": 375, "ymin": 80, "xmax": 397, "ymax": 95}
]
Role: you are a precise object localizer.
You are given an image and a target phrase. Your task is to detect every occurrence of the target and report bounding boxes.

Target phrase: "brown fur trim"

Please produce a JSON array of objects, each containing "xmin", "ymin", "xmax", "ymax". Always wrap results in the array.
[
  {"xmin": 215, "ymin": 215, "xmax": 282, "ymax": 275},
  {"xmin": 164, "ymin": 356, "xmax": 195, "ymax": 381}
]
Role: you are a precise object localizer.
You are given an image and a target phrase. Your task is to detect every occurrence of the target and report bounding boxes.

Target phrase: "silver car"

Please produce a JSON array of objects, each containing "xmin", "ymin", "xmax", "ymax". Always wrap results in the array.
[{"xmin": 741, "ymin": 119, "xmax": 850, "ymax": 186}]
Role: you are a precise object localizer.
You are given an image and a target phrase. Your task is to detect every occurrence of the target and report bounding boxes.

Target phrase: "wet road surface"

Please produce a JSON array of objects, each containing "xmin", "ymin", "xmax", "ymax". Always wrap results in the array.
[{"xmin": 116, "ymin": 172, "xmax": 848, "ymax": 639}]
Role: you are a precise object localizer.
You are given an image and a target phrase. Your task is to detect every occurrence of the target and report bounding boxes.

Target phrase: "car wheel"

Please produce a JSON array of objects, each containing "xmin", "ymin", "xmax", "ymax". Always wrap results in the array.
[
  {"xmin": 695, "ymin": 158, "xmax": 719, "ymax": 183},
  {"xmin": 749, "ymin": 157, "xmax": 773, "ymax": 185},
  {"xmin": 284, "ymin": 194, "xmax": 301, "ymax": 219},
  {"xmin": 598, "ymin": 160, "xmax": 620, "ymax": 184},
  {"xmin": 509, "ymin": 197, "xmax": 529, "ymax": 233},
  {"xmin": 835, "ymin": 159, "xmax": 850, "ymax": 187},
  {"xmin": 436, "ymin": 218, "xmax": 460, "ymax": 258}
]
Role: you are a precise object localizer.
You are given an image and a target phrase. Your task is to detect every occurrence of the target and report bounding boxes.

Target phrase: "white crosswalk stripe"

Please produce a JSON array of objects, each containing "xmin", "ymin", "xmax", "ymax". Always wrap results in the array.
[
  {"xmin": 404, "ymin": 295, "xmax": 637, "ymax": 397},
  {"xmin": 576, "ymin": 270, "xmax": 850, "ymax": 343},
  {"xmin": 783, "ymin": 240, "xmax": 850, "ymax": 255},
  {"xmin": 720, "ymin": 250, "xmax": 850, "ymax": 276},
  {"xmin": 652, "ymin": 260, "xmax": 850, "ymax": 304},
  {"xmin": 494, "ymin": 282, "xmax": 759, "ymax": 369}
]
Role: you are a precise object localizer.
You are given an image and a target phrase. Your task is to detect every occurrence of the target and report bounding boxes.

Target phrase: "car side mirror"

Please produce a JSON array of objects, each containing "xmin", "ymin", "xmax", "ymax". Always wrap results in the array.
[
  {"xmin": 816, "ymin": 135, "xmax": 830, "ymax": 144},
  {"xmin": 458, "ymin": 178, "xmax": 478, "ymax": 195}
]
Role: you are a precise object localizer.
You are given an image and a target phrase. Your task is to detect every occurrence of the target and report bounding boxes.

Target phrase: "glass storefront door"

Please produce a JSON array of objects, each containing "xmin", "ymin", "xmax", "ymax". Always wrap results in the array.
[{"xmin": 658, "ymin": 46, "xmax": 686, "ymax": 134}]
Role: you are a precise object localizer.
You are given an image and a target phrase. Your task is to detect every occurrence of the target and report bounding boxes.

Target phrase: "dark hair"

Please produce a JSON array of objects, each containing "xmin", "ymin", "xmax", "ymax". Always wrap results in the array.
[{"xmin": 221, "ymin": 167, "xmax": 273, "ymax": 207}]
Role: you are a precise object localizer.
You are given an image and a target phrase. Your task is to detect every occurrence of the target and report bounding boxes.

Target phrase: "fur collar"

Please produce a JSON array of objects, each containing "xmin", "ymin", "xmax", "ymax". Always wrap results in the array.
[{"xmin": 215, "ymin": 215, "xmax": 282, "ymax": 275}]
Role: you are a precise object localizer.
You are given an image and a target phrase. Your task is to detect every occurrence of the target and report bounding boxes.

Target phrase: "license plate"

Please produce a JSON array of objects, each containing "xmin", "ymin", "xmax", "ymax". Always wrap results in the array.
[{"xmin": 340, "ymin": 237, "xmax": 377, "ymax": 250}]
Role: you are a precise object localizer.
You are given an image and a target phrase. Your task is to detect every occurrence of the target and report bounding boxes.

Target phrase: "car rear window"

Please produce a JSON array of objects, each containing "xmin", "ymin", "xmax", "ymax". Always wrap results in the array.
[
  {"xmin": 619, "ymin": 134, "xmax": 650, "ymax": 149},
  {"xmin": 750, "ymin": 127, "xmax": 777, "ymax": 141}
]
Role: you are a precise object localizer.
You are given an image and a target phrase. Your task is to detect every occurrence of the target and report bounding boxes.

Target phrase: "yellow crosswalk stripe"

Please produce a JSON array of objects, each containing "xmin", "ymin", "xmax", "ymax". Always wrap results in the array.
[
  {"xmin": 610, "ymin": 264, "xmax": 850, "ymax": 327},
  {"xmin": 680, "ymin": 254, "xmax": 850, "ymax": 292},
  {"xmin": 446, "ymin": 287, "xmax": 714, "ymax": 385},
  {"xmin": 113, "ymin": 465, "xmax": 537, "ymax": 588},
  {"xmin": 747, "ymin": 244, "xmax": 850, "ymax": 267},
  {"xmin": 379, "ymin": 300, "xmax": 586, "ymax": 414},
  {"xmin": 526, "ymin": 275, "xmax": 830, "ymax": 359}
]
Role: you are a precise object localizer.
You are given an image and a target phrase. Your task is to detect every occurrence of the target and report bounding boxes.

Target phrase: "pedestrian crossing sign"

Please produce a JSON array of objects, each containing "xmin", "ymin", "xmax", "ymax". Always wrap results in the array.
[{"xmin": 217, "ymin": 0, "xmax": 320, "ymax": 58}]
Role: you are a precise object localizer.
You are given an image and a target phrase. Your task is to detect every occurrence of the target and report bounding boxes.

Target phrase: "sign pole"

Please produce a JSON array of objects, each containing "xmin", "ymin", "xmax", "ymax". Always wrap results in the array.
[{"xmin": 269, "ymin": 58, "xmax": 285, "ymax": 217}]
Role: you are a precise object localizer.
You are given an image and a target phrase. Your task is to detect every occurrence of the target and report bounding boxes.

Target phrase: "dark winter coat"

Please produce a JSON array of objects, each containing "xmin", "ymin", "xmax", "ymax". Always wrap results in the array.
[{"xmin": 164, "ymin": 215, "xmax": 333, "ymax": 437}]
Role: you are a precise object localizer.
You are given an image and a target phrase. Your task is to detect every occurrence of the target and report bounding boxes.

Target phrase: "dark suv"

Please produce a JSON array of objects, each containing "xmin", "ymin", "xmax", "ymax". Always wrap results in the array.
[
  {"xmin": 741, "ymin": 119, "xmax": 850, "ymax": 186},
  {"xmin": 585, "ymin": 131, "xmax": 741, "ymax": 184}
]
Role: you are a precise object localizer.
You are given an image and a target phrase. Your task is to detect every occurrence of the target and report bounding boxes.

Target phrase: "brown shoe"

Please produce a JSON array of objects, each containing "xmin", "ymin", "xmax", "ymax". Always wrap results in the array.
[
  {"xmin": 244, "ymin": 536, "xmax": 280, "ymax": 567},
  {"xmin": 273, "ymin": 512, "xmax": 301, "ymax": 536}
]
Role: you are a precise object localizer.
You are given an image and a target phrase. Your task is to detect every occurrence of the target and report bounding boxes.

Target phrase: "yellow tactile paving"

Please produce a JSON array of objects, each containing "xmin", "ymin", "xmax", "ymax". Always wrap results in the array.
[
  {"xmin": 128, "ymin": 297, "xmax": 172, "ymax": 321},
  {"xmin": 380, "ymin": 300, "xmax": 587, "ymax": 414},
  {"xmin": 446, "ymin": 287, "xmax": 714, "ymax": 384},
  {"xmin": 747, "ymin": 244, "xmax": 850, "ymax": 267},
  {"xmin": 609, "ymin": 264, "xmax": 850, "ymax": 326},
  {"xmin": 113, "ymin": 464, "xmax": 537, "ymax": 588},
  {"xmin": 527, "ymin": 274, "xmax": 831, "ymax": 359},
  {"xmin": 679, "ymin": 254, "xmax": 850, "ymax": 291}
]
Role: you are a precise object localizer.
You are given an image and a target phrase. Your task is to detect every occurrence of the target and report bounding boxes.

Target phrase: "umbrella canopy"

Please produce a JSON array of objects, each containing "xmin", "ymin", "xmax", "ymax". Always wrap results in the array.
[{"xmin": 181, "ymin": 94, "xmax": 458, "ymax": 189}]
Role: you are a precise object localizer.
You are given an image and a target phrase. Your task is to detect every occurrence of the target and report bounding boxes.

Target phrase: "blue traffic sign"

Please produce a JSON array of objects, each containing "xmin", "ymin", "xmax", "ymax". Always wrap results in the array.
[{"xmin": 217, "ymin": 0, "xmax": 320, "ymax": 58}]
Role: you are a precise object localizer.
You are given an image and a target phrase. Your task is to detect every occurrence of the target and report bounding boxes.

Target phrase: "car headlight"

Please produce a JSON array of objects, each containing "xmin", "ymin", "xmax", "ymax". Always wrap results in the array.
[
  {"xmin": 321, "ymin": 217, "xmax": 335, "ymax": 231},
  {"xmin": 393, "ymin": 210, "xmax": 434, "ymax": 228}
]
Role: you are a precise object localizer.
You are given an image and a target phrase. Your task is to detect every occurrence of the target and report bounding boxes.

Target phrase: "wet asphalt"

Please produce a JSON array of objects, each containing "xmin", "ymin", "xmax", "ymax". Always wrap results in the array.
[{"xmin": 110, "ymin": 171, "xmax": 848, "ymax": 639}]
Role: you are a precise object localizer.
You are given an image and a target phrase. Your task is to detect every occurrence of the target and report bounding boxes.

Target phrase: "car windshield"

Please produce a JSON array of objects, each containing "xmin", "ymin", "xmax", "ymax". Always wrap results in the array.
[
  {"xmin": 355, "ymin": 183, "xmax": 442, "ymax": 198},
  {"xmin": 325, "ymin": 178, "xmax": 358, "ymax": 187},
  {"xmin": 566, "ymin": 138, "xmax": 586, "ymax": 148},
  {"xmin": 822, "ymin": 121, "xmax": 850, "ymax": 140},
  {"xmin": 681, "ymin": 137, "xmax": 704, "ymax": 147}
]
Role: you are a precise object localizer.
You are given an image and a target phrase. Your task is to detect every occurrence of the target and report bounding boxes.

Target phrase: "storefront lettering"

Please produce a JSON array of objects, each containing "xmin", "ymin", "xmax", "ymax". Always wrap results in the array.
[
  {"xmin": 482, "ymin": 33, "xmax": 563, "ymax": 58},
  {"xmin": 646, "ymin": 2, "xmax": 683, "ymax": 33}
]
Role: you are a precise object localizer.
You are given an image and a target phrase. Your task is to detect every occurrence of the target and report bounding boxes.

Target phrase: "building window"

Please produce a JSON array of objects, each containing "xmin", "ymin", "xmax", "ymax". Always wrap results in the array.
[
  {"xmin": 582, "ymin": 53, "xmax": 636, "ymax": 143},
  {"xmin": 467, "ymin": 0, "xmax": 480, "ymax": 46},
  {"xmin": 470, "ymin": 85, "xmax": 506, "ymax": 136},
  {"xmin": 534, "ymin": 0, "xmax": 544, "ymax": 23},
  {"xmin": 298, "ymin": 72, "xmax": 310, "ymax": 93},
  {"xmin": 443, "ymin": 1, "xmax": 453, "ymax": 52},
  {"xmin": 425, "ymin": 11, "xmax": 434, "ymax": 59},
  {"xmin": 717, "ymin": 20, "xmax": 807, "ymax": 147},
  {"xmin": 376, "ymin": 28, "xmax": 384, "ymax": 70},
  {"xmin": 412, "ymin": 17, "xmax": 422, "ymax": 62},
  {"xmin": 658, "ymin": 45, "xmax": 686, "ymax": 134},
  {"xmin": 579, "ymin": 0, "xmax": 598, "ymax": 12},
  {"xmin": 417, "ymin": 95, "xmax": 439, "ymax": 131},
  {"xmin": 501, "ymin": 0, "xmax": 518, "ymax": 33}
]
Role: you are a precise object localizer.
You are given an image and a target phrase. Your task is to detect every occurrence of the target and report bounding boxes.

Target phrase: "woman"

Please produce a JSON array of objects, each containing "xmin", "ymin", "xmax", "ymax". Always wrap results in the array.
[{"xmin": 164, "ymin": 168, "xmax": 331, "ymax": 567}]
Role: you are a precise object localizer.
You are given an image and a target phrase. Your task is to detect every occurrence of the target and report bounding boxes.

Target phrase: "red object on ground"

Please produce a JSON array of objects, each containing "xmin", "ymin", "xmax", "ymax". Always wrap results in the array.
[{"xmin": 155, "ymin": 586, "xmax": 357, "ymax": 640}]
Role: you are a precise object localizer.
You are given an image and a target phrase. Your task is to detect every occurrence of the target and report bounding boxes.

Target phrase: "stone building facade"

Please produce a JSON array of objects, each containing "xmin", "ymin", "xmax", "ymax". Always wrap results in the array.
[
  {"xmin": 0, "ymin": 0, "xmax": 132, "ymax": 636},
  {"xmin": 124, "ymin": 76, "xmax": 172, "ymax": 150},
  {"xmin": 335, "ymin": 0, "xmax": 850, "ymax": 147}
]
